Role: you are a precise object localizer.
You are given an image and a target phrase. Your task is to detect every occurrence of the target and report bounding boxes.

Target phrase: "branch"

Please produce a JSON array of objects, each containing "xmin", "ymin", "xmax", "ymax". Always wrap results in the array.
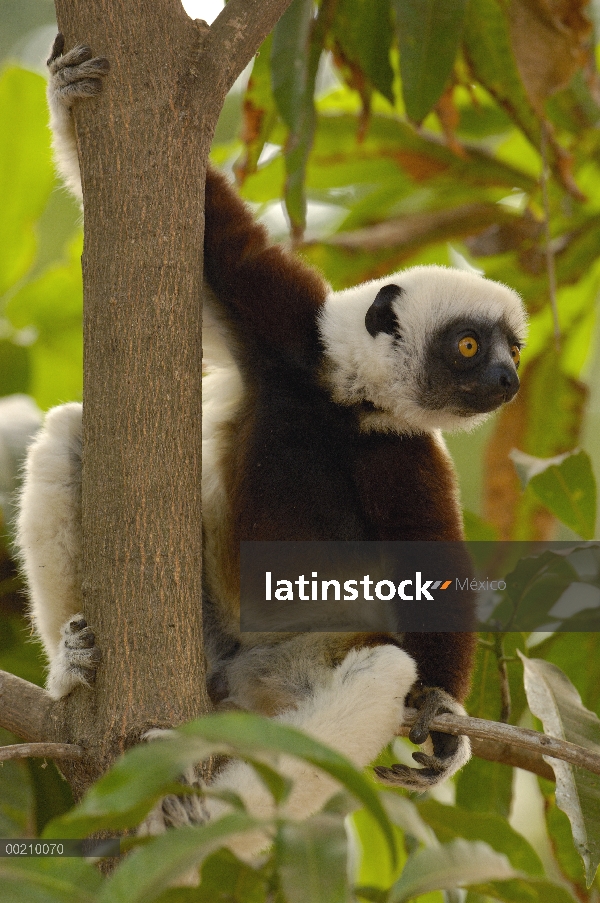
[
  {"xmin": 206, "ymin": 0, "xmax": 295, "ymax": 93},
  {"xmin": 469, "ymin": 736, "xmax": 554, "ymax": 781},
  {"xmin": 0, "ymin": 742, "xmax": 83, "ymax": 763},
  {"xmin": 3, "ymin": 668, "xmax": 589, "ymax": 780},
  {"xmin": 317, "ymin": 204, "xmax": 511, "ymax": 253},
  {"xmin": 400, "ymin": 708, "xmax": 600, "ymax": 779},
  {"xmin": 0, "ymin": 670, "xmax": 52, "ymax": 743}
]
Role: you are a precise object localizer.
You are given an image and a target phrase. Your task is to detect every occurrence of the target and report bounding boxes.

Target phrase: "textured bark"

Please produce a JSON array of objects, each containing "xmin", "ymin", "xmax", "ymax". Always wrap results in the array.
[
  {"xmin": 0, "ymin": 670, "xmax": 51, "ymax": 742},
  {"xmin": 47, "ymin": 0, "xmax": 294, "ymax": 798}
]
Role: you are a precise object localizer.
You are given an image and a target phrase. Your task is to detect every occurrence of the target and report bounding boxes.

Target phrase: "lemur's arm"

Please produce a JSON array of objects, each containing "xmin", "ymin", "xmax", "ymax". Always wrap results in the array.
[
  {"xmin": 47, "ymin": 36, "xmax": 327, "ymax": 367},
  {"xmin": 204, "ymin": 168, "xmax": 327, "ymax": 366}
]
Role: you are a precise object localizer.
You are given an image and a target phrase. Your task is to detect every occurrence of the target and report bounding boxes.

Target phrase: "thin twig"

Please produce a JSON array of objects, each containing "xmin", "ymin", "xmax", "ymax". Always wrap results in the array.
[
  {"xmin": 0, "ymin": 742, "xmax": 83, "ymax": 762},
  {"xmin": 400, "ymin": 708, "xmax": 600, "ymax": 777},
  {"xmin": 540, "ymin": 122, "xmax": 560, "ymax": 349},
  {"xmin": 494, "ymin": 634, "xmax": 511, "ymax": 724}
]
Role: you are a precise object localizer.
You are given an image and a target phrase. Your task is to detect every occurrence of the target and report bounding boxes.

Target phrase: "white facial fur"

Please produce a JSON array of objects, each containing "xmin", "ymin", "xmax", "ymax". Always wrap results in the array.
[{"xmin": 318, "ymin": 265, "xmax": 527, "ymax": 434}]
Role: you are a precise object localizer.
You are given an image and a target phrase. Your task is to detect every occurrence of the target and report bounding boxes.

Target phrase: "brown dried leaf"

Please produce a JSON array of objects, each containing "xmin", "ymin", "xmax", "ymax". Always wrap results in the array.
[
  {"xmin": 508, "ymin": 0, "xmax": 593, "ymax": 114},
  {"xmin": 331, "ymin": 43, "xmax": 372, "ymax": 142},
  {"xmin": 435, "ymin": 85, "xmax": 466, "ymax": 157}
]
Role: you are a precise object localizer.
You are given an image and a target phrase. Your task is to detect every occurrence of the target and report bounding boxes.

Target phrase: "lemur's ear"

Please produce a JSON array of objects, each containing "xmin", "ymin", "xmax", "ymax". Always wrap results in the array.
[{"xmin": 365, "ymin": 284, "xmax": 403, "ymax": 338}]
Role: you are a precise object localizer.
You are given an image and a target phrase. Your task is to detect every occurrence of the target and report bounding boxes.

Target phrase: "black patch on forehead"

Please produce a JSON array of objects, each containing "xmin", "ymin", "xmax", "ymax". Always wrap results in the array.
[{"xmin": 365, "ymin": 284, "xmax": 403, "ymax": 338}]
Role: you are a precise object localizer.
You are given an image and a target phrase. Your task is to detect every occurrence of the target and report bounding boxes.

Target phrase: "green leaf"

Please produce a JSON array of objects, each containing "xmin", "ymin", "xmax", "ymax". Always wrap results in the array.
[
  {"xmin": 462, "ymin": 0, "xmax": 539, "ymax": 151},
  {"xmin": 270, "ymin": 0, "xmax": 313, "ymax": 132},
  {"xmin": 46, "ymin": 712, "xmax": 396, "ymax": 866},
  {"xmin": 275, "ymin": 815, "xmax": 350, "ymax": 903},
  {"xmin": 543, "ymin": 788, "xmax": 592, "ymax": 890},
  {"xmin": 382, "ymin": 793, "xmax": 437, "ymax": 847},
  {"xmin": 455, "ymin": 756, "xmax": 513, "ymax": 820},
  {"xmin": 511, "ymin": 450, "xmax": 597, "ymax": 540},
  {"xmin": 99, "ymin": 814, "xmax": 259, "ymax": 903},
  {"xmin": 0, "ymin": 727, "xmax": 34, "ymax": 838},
  {"xmin": 389, "ymin": 839, "xmax": 516, "ymax": 903},
  {"xmin": 27, "ymin": 758, "xmax": 74, "ymax": 836},
  {"xmin": 0, "ymin": 340, "xmax": 30, "ymax": 396},
  {"xmin": 0, "ymin": 857, "xmax": 101, "ymax": 903},
  {"xmin": 331, "ymin": 0, "xmax": 395, "ymax": 104},
  {"xmin": 234, "ymin": 34, "xmax": 279, "ymax": 180},
  {"xmin": 462, "ymin": 511, "xmax": 499, "ymax": 542},
  {"xmin": 520, "ymin": 654, "xmax": 600, "ymax": 886},
  {"xmin": 488, "ymin": 549, "xmax": 582, "ymax": 633},
  {"xmin": 193, "ymin": 847, "xmax": 267, "ymax": 903},
  {"xmin": 0, "ymin": 67, "xmax": 55, "ymax": 296},
  {"xmin": 353, "ymin": 816, "xmax": 405, "ymax": 891},
  {"xmin": 6, "ymin": 238, "xmax": 83, "ymax": 408},
  {"xmin": 469, "ymin": 877, "xmax": 579, "ymax": 903},
  {"xmin": 535, "ymin": 632, "xmax": 600, "ymax": 715},
  {"xmin": 395, "ymin": 0, "xmax": 468, "ymax": 123},
  {"xmin": 271, "ymin": 0, "xmax": 317, "ymax": 232},
  {"xmin": 417, "ymin": 801, "xmax": 544, "ymax": 876},
  {"xmin": 177, "ymin": 714, "xmax": 397, "ymax": 865}
]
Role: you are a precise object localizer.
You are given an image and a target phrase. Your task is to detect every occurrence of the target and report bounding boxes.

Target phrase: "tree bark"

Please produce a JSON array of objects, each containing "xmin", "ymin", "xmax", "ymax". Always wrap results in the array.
[{"xmin": 47, "ymin": 0, "xmax": 294, "ymax": 799}]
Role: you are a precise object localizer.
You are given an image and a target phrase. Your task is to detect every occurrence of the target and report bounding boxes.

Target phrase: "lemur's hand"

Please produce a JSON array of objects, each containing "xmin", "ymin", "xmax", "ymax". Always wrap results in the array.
[
  {"xmin": 47, "ymin": 616, "xmax": 102, "ymax": 700},
  {"xmin": 47, "ymin": 34, "xmax": 109, "ymax": 109},
  {"xmin": 374, "ymin": 686, "xmax": 471, "ymax": 792}
]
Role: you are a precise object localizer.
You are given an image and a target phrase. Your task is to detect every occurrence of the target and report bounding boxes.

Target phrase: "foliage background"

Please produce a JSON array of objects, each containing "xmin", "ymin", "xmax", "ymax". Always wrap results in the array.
[{"xmin": 1, "ymin": 0, "xmax": 600, "ymax": 901}]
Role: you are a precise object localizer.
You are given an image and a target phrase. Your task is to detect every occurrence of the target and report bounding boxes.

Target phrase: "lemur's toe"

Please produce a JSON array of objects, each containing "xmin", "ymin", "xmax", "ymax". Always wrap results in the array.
[{"xmin": 62, "ymin": 615, "xmax": 102, "ymax": 682}]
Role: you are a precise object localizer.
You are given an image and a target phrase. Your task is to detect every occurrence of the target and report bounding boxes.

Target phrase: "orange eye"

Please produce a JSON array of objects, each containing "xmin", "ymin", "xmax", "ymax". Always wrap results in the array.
[
  {"xmin": 458, "ymin": 336, "xmax": 478, "ymax": 358},
  {"xmin": 511, "ymin": 345, "xmax": 521, "ymax": 366}
]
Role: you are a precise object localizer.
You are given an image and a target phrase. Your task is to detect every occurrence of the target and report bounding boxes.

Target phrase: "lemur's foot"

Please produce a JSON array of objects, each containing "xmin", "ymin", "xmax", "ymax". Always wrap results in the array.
[
  {"xmin": 47, "ymin": 34, "xmax": 110, "ymax": 107},
  {"xmin": 139, "ymin": 730, "xmax": 210, "ymax": 836},
  {"xmin": 374, "ymin": 686, "xmax": 470, "ymax": 792},
  {"xmin": 47, "ymin": 615, "xmax": 102, "ymax": 700}
]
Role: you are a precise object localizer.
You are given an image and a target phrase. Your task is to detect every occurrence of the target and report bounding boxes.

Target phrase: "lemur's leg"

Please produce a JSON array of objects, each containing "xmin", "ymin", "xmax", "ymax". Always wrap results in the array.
[
  {"xmin": 16, "ymin": 403, "xmax": 101, "ymax": 699},
  {"xmin": 210, "ymin": 635, "xmax": 470, "ymax": 792},
  {"xmin": 145, "ymin": 644, "xmax": 417, "ymax": 860},
  {"xmin": 46, "ymin": 33, "xmax": 110, "ymax": 203}
]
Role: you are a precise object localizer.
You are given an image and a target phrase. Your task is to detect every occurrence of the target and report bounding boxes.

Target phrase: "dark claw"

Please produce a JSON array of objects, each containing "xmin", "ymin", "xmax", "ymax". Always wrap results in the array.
[
  {"xmin": 69, "ymin": 617, "xmax": 87, "ymax": 632},
  {"xmin": 90, "ymin": 647, "xmax": 102, "ymax": 665},
  {"xmin": 82, "ymin": 667, "xmax": 97, "ymax": 685},
  {"xmin": 89, "ymin": 58, "xmax": 110, "ymax": 75},
  {"xmin": 374, "ymin": 763, "xmax": 441, "ymax": 789},
  {"xmin": 62, "ymin": 45, "xmax": 95, "ymax": 68},
  {"xmin": 78, "ymin": 629, "xmax": 95, "ymax": 648},
  {"xmin": 411, "ymin": 751, "xmax": 445, "ymax": 772},
  {"xmin": 47, "ymin": 33, "xmax": 65, "ymax": 65},
  {"xmin": 407, "ymin": 686, "xmax": 447, "ymax": 745}
]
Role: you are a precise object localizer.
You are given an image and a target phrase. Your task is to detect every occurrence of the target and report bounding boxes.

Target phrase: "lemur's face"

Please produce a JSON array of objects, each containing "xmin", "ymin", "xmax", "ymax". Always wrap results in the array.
[
  {"xmin": 417, "ymin": 317, "xmax": 522, "ymax": 416},
  {"xmin": 319, "ymin": 266, "xmax": 527, "ymax": 433}
]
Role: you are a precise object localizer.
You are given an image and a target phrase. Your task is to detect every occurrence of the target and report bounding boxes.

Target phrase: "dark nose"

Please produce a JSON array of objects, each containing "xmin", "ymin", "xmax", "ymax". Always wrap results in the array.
[{"xmin": 488, "ymin": 364, "xmax": 519, "ymax": 401}]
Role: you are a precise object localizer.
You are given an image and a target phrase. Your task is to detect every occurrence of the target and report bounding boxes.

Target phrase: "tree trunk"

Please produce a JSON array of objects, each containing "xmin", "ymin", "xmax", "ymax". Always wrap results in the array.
[{"xmin": 48, "ymin": 0, "xmax": 294, "ymax": 799}]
